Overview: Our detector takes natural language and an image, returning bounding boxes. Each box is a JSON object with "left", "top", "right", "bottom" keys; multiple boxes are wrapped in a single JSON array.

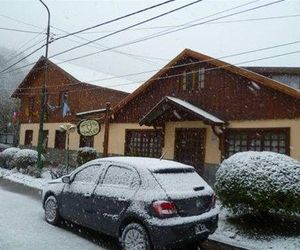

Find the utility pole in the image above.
[{"left": 37, "top": 0, "right": 50, "bottom": 170}]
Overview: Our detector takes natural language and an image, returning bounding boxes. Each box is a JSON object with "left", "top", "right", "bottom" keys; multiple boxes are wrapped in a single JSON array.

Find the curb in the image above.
[
  {"left": 0, "top": 176, "right": 42, "bottom": 200},
  {"left": 202, "top": 238, "right": 252, "bottom": 250}
]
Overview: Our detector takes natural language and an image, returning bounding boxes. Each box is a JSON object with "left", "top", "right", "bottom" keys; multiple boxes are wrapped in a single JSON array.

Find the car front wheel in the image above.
[
  {"left": 44, "top": 195, "right": 60, "bottom": 225},
  {"left": 121, "top": 223, "right": 151, "bottom": 250}
]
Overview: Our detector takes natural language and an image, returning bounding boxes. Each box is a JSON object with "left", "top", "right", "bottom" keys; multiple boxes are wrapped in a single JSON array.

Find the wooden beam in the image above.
[{"left": 103, "top": 102, "right": 111, "bottom": 157}]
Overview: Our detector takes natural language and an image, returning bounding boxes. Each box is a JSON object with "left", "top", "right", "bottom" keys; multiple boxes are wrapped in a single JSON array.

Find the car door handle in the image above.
[
  {"left": 83, "top": 193, "right": 92, "bottom": 198},
  {"left": 118, "top": 197, "right": 126, "bottom": 201}
]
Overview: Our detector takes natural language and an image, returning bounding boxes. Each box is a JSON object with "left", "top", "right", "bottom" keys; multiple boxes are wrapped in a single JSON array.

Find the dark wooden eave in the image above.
[{"left": 139, "top": 96, "right": 225, "bottom": 126}]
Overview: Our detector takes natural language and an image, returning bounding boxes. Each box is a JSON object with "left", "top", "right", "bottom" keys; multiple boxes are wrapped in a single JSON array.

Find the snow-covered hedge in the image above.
[
  {"left": 215, "top": 151, "right": 300, "bottom": 216},
  {"left": 10, "top": 149, "right": 45, "bottom": 171},
  {"left": 0, "top": 143, "right": 10, "bottom": 152},
  {"left": 77, "top": 147, "right": 97, "bottom": 166},
  {"left": 0, "top": 147, "right": 20, "bottom": 169}
]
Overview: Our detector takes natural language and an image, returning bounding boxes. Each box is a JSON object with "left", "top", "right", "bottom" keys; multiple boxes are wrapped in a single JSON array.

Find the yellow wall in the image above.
[
  {"left": 19, "top": 123, "right": 104, "bottom": 151},
  {"left": 20, "top": 118, "right": 300, "bottom": 163},
  {"left": 108, "top": 119, "right": 300, "bottom": 164},
  {"left": 108, "top": 121, "right": 220, "bottom": 164},
  {"left": 109, "top": 123, "right": 154, "bottom": 155},
  {"left": 228, "top": 119, "right": 300, "bottom": 161}
]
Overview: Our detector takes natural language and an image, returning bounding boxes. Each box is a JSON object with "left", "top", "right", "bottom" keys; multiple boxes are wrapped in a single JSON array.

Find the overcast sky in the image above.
[{"left": 0, "top": 0, "right": 299, "bottom": 92}]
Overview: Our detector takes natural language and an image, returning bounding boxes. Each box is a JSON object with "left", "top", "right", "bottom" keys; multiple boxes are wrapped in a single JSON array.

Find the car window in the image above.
[
  {"left": 102, "top": 165, "right": 139, "bottom": 188},
  {"left": 73, "top": 164, "right": 103, "bottom": 184},
  {"left": 153, "top": 169, "right": 207, "bottom": 192}
]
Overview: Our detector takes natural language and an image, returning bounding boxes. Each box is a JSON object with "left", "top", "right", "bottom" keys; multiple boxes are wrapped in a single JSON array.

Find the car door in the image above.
[
  {"left": 60, "top": 164, "right": 106, "bottom": 227},
  {"left": 91, "top": 164, "right": 140, "bottom": 235}
]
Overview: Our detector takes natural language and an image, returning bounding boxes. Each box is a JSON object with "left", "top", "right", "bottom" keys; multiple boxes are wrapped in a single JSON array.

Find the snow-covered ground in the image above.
[
  {"left": 0, "top": 168, "right": 299, "bottom": 250},
  {"left": 212, "top": 206, "right": 300, "bottom": 250},
  {"left": 0, "top": 168, "right": 50, "bottom": 190},
  {"left": 0, "top": 186, "right": 113, "bottom": 250}
]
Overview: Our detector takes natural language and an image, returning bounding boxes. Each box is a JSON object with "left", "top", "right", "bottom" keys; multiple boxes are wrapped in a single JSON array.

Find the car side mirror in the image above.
[{"left": 62, "top": 175, "right": 71, "bottom": 184}]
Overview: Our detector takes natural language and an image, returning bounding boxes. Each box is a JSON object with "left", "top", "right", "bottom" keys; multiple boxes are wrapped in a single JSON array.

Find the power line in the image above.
[
  {"left": 0, "top": 0, "right": 259, "bottom": 75},
  {"left": 3, "top": 39, "right": 300, "bottom": 91},
  {"left": 0, "top": 13, "right": 43, "bottom": 30},
  {"left": 73, "top": 14, "right": 300, "bottom": 34},
  {"left": 4, "top": 35, "right": 45, "bottom": 65},
  {"left": 50, "top": 0, "right": 203, "bottom": 58},
  {"left": 0, "top": 26, "right": 45, "bottom": 34},
  {"left": 52, "top": 0, "right": 177, "bottom": 42},
  {"left": 51, "top": 0, "right": 285, "bottom": 65},
  {"left": 51, "top": 25, "right": 168, "bottom": 64},
  {"left": 0, "top": 0, "right": 284, "bottom": 75},
  {"left": 7, "top": 48, "right": 300, "bottom": 96},
  {"left": 0, "top": 43, "right": 46, "bottom": 73}
]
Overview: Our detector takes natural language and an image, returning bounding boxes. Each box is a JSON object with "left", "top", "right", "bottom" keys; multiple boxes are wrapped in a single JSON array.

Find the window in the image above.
[
  {"left": 24, "top": 130, "right": 33, "bottom": 146},
  {"left": 80, "top": 135, "right": 94, "bottom": 148},
  {"left": 225, "top": 128, "right": 289, "bottom": 157},
  {"left": 103, "top": 165, "right": 139, "bottom": 188},
  {"left": 125, "top": 130, "right": 163, "bottom": 158},
  {"left": 54, "top": 130, "right": 66, "bottom": 149},
  {"left": 74, "top": 165, "right": 103, "bottom": 183},
  {"left": 181, "top": 68, "right": 205, "bottom": 91},
  {"left": 198, "top": 68, "right": 205, "bottom": 89}
]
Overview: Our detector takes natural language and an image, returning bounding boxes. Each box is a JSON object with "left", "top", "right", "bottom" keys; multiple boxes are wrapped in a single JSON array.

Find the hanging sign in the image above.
[{"left": 77, "top": 119, "right": 101, "bottom": 136}]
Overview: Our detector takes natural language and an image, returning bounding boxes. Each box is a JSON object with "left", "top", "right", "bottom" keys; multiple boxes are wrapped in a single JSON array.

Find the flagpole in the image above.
[{"left": 37, "top": 0, "right": 50, "bottom": 170}]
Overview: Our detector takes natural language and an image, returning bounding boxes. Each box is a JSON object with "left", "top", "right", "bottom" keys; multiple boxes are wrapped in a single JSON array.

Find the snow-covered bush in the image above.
[
  {"left": 77, "top": 147, "right": 97, "bottom": 166},
  {"left": 0, "top": 143, "right": 10, "bottom": 152},
  {"left": 215, "top": 151, "right": 300, "bottom": 216},
  {"left": 0, "top": 147, "right": 20, "bottom": 169},
  {"left": 10, "top": 149, "right": 45, "bottom": 172}
]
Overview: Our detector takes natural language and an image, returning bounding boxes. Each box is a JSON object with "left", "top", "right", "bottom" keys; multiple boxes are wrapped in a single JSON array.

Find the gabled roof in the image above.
[
  {"left": 139, "top": 96, "right": 224, "bottom": 126},
  {"left": 12, "top": 56, "right": 129, "bottom": 98},
  {"left": 113, "top": 48, "right": 300, "bottom": 114}
]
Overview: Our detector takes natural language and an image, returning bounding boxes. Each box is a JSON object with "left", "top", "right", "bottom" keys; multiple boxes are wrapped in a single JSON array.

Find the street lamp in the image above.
[
  {"left": 59, "top": 123, "right": 76, "bottom": 174},
  {"left": 37, "top": 0, "right": 51, "bottom": 170}
]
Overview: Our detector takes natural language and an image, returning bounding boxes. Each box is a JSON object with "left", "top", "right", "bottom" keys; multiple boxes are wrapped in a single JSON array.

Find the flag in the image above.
[{"left": 62, "top": 101, "right": 70, "bottom": 118}]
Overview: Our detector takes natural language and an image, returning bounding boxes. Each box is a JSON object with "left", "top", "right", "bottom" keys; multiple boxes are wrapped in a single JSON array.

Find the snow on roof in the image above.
[
  {"left": 50, "top": 59, "right": 134, "bottom": 93},
  {"left": 94, "top": 157, "right": 194, "bottom": 171},
  {"left": 76, "top": 108, "right": 106, "bottom": 117},
  {"left": 166, "top": 96, "right": 225, "bottom": 124}
]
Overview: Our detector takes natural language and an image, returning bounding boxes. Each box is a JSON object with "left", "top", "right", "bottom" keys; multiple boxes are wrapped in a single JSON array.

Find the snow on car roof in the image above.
[{"left": 95, "top": 157, "right": 194, "bottom": 171}]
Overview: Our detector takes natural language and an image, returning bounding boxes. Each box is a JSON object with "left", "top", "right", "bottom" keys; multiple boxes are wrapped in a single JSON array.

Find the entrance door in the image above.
[{"left": 174, "top": 128, "right": 206, "bottom": 173}]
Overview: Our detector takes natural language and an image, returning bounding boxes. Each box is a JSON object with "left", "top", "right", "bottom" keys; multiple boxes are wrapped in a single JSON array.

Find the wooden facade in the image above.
[
  {"left": 13, "top": 57, "right": 128, "bottom": 124},
  {"left": 109, "top": 49, "right": 300, "bottom": 175},
  {"left": 113, "top": 56, "right": 300, "bottom": 124},
  {"left": 13, "top": 57, "right": 128, "bottom": 152}
]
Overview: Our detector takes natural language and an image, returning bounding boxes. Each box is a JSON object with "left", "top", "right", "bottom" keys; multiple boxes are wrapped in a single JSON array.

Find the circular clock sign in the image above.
[{"left": 77, "top": 119, "right": 101, "bottom": 136}]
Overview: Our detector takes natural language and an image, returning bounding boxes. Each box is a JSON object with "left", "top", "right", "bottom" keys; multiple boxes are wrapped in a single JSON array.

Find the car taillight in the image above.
[
  {"left": 152, "top": 200, "right": 177, "bottom": 217},
  {"left": 210, "top": 193, "right": 216, "bottom": 209}
]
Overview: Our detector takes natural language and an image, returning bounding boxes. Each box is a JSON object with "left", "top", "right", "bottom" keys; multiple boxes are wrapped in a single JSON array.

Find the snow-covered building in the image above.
[
  {"left": 101, "top": 49, "right": 300, "bottom": 183},
  {"left": 12, "top": 56, "right": 128, "bottom": 155}
]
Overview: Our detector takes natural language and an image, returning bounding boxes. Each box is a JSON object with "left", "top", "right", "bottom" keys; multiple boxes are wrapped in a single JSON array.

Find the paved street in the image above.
[
  {"left": 0, "top": 184, "right": 118, "bottom": 250},
  {"left": 0, "top": 179, "right": 244, "bottom": 250}
]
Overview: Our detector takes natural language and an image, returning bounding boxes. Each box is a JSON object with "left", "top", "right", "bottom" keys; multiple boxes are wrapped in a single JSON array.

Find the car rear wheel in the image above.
[
  {"left": 121, "top": 223, "right": 151, "bottom": 250},
  {"left": 44, "top": 195, "right": 60, "bottom": 225}
]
